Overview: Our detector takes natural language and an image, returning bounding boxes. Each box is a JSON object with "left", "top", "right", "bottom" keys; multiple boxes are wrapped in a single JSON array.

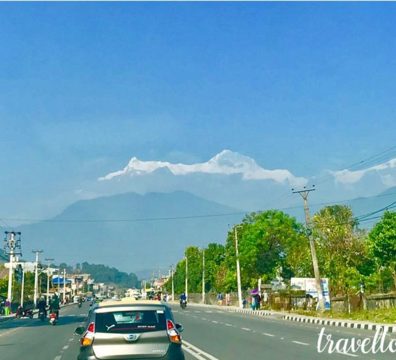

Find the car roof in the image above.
[{"left": 97, "top": 298, "right": 163, "bottom": 308}]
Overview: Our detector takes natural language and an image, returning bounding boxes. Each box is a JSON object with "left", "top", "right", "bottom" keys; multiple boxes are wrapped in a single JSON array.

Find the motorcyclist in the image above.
[
  {"left": 37, "top": 296, "right": 47, "bottom": 318},
  {"left": 49, "top": 293, "right": 60, "bottom": 319},
  {"left": 78, "top": 297, "right": 83, "bottom": 308},
  {"left": 179, "top": 292, "right": 187, "bottom": 307},
  {"left": 16, "top": 305, "right": 24, "bottom": 318}
]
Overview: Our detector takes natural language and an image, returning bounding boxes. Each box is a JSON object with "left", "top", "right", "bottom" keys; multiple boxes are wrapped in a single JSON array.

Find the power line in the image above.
[
  {"left": 313, "top": 144, "right": 396, "bottom": 187},
  {"left": 0, "top": 190, "right": 395, "bottom": 224}
]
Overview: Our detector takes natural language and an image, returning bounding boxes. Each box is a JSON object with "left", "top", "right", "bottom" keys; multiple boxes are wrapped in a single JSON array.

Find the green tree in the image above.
[
  {"left": 312, "top": 205, "right": 369, "bottom": 296},
  {"left": 368, "top": 211, "right": 396, "bottom": 290},
  {"left": 204, "top": 243, "right": 225, "bottom": 292},
  {"left": 224, "top": 210, "right": 310, "bottom": 290}
]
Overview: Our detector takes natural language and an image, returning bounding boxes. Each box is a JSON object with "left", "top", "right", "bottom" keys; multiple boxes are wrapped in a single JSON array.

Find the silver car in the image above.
[{"left": 75, "top": 299, "right": 185, "bottom": 360}]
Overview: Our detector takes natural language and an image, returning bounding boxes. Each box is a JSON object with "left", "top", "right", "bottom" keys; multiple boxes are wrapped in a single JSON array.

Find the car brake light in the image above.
[
  {"left": 166, "top": 320, "right": 182, "bottom": 344},
  {"left": 81, "top": 322, "right": 95, "bottom": 347},
  {"left": 87, "top": 322, "right": 95, "bottom": 332}
]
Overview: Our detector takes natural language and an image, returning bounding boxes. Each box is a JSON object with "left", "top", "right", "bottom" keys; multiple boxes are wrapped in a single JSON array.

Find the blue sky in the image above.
[{"left": 1, "top": 2, "right": 396, "bottom": 221}]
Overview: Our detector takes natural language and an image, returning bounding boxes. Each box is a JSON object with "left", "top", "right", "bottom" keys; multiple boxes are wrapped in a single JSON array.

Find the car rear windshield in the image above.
[{"left": 95, "top": 310, "right": 167, "bottom": 334}]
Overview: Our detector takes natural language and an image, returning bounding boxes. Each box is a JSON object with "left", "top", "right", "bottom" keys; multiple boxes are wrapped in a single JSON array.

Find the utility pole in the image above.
[
  {"left": 57, "top": 269, "right": 60, "bottom": 294},
  {"left": 234, "top": 226, "right": 243, "bottom": 309},
  {"left": 32, "top": 250, "right": 43, "bottom": 308},
  {"left": 185, "top": 255, "right": 188, "bottom": 299},
  {"left": 292, "top": 186, "right": 325, "bottom": 311},
  {"left": 20, "top": 264, "right": 25, "bottom": 308},
  {"left": 171, "top": 266, "right": 175, "bottom": 302},
  {"left": 4, "top": 231, "right": 22, "bottom": 303},
  {"left": 202, "top": 248, "right": 205, "bottom": 304},
  {"left": 45, "top": 258, "right": 54, "bottom": 306},
  {"left": 63, "top": 268, "right": 67, "bottom": 303}
]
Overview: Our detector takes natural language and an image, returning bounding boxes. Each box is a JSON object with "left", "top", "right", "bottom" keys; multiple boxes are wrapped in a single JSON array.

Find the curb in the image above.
[
  {"left": 179, "top": 302, "right": 273, "bottom": 317},
  {"left": 0, "top": 315, "right": 15, "bottom": 323},
  {"left": 282, "top": 314, "right": 396, "bottom": 333}
]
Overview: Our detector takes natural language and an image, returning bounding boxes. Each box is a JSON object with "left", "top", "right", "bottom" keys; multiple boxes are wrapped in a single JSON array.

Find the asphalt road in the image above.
[
  {"left": 1, "top": 302, "right": 396, "bottom": 360},
  {"left": 172, "top": 303, "right": 396, "bottom": 360}
]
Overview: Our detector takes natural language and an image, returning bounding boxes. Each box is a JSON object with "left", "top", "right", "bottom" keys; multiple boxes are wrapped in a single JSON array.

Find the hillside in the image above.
[{"left": 16, "top": 191, "right": 243, "bottom": 274}]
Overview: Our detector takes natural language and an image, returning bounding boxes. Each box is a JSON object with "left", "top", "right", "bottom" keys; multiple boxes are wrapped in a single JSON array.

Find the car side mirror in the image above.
[
  {"left": 175, "top": 323, "right": 184, "bottom": 333},
  {"left": 74, "top": 326, "right": 85, "bottom": 335}
]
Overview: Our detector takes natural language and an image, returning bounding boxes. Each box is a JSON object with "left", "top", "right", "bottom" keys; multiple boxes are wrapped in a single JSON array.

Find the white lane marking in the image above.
[
  {"left": 212, "top": 320, "right": 218, "bottom": 324},
  {"left": 62, "top": 345, "right": 69, "bottom": 350},
  {"left": 68, "top": 338, "right": 74, "bottom": 342},
  {"left": 263, "top": 333, "right": 275, "bottom": 337},
  {"left": 225, "top": 323, "right": 233, "bottom": 327},
  {"left": 241, "top": 327, "right": 251, "bottom": 331},
  {"left": 183, "top": 340, "right": 219, "bottom": 360},
  {"left": 205, "top": 310, "right": 213, "bottom": 313},
  {"left": 201, "top": 317, "right": 207, "bottom": 321},
  {"left": 183, "top": 347, "right": 207, "bottom": 360},
  {"left": 292, "top": 341, "right": 309, "bottom": 346},
  {"left": 54, "top": 356, "right": 62, "bottom": 360}
]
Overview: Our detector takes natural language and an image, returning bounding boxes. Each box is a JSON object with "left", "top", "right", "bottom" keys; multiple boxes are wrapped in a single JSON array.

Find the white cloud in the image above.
[
  {"left": 98, "top": 149, "right": 307, "bottom": 187},
  {"left": 331, "top": 158, "right": 396, "bottom": 184}
]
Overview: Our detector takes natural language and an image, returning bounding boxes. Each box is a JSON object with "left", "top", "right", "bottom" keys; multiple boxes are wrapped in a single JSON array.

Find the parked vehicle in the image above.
[
  {"left": 74, "top": 299, "right": 185, "bottom": 360},
  {"left": 16, "top": 306, "right": 34, "bottom": 319}
]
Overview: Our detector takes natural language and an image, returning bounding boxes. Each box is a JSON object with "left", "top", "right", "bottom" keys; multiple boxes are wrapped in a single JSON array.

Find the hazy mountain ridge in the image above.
[{"left": 16, "top": 191, "right": 243, "bottom": 274}]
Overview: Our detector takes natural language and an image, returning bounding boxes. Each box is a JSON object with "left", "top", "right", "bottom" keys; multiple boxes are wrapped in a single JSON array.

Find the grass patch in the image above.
[{"left": 288, "top": 308, "right": 396, "bottom": 324}]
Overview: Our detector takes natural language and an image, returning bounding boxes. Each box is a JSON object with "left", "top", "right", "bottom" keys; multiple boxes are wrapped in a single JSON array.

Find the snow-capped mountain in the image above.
[
  {"left": 93, "top": 150, "right": 396, "bottom": 213},
  {"left": 99, "top": 149, "right": 307, "bottom": 187},
  {"left": 331, "top": 158, "right": 396, "bottom": 186}
]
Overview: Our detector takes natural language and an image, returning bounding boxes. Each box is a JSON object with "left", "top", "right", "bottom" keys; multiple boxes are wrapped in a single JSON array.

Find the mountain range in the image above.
[
  {"left": 92, "top": 150, "right": 396, "bottom": 215},
  {"left": 15, "top": 191, "right": 242, "bottom": 277}
]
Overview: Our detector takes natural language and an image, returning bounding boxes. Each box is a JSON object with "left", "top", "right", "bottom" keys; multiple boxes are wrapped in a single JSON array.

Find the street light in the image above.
[
  {"left": 202, "top": 248, "right": 205, "bottom": 304},
  {"left": 234, "top": 225, "right": 243, "bottom": 309},
  {"left": 170, "top": 265, "right": 175, "bottom": 302},
  {"left": 32, "top": 249, "right": 43, "bottom": 307},
  {"left": 185, "top": 255, "right": 188, "bottom": 299},
  {"left": 45, "top": 258, "right": 54, "bottom": 306}
]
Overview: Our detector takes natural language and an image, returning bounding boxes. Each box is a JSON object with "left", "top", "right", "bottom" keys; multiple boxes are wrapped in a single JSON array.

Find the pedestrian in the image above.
[
  {"left": 225, "top": 293, "right": 230, "bottom": 306},
  {"left": 217, "top": 293, "right": 223, "bottom": 306},
  {"left": 4, "top": 299, "right": 11, "bottom": 316},
  {"left": 242, "top": 298, "right": 247, "bottom": 309},
  {"left": 255, "top": 293, "right": 261, "bottom": 310}
]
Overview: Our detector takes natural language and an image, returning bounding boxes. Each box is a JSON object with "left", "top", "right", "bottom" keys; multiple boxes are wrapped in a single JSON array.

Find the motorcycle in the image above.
[
  {"left": 180, "top": 299, "right": 187, "bottom": 309},
  {"left": 16, "top": 306, "right": 34, "bottom": 319},
  {"left": 49, "top": 312, "right": 57, "bottom": 325}
]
